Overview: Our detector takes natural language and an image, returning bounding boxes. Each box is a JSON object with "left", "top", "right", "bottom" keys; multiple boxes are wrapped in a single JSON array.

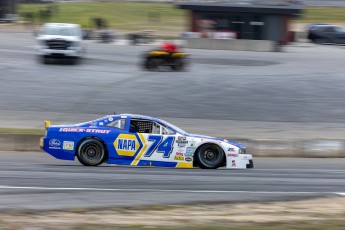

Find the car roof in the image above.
[{"left": 116, "top": 114, "right": 160, "bottom": 121}]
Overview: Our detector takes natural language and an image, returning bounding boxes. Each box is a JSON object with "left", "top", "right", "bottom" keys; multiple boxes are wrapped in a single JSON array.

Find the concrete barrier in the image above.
[
  {"left": 0, "top": 134, "right": 41, "bottom": 152},
  {"left": 1, "top": 134, "right": 344, "bottom": 157},
  {"left": 185, "top": 38, "right": 277, "bottom": 52}
]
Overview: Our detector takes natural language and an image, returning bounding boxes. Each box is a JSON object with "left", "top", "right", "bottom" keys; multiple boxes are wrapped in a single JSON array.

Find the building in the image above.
[
  {"left": 176, "top": 0, "right": 303, "bottom": 44},
  {"left": 0, "top": 0, "right": 17, "bottom": 18}
]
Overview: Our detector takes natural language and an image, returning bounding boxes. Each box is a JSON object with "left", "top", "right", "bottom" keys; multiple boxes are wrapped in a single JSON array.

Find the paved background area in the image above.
[
  {"left": 0, "top": 31, "right": 345, "bottom": 141},
  {"left": 0, "top": 151, "right": 344, "bottom": 210}
]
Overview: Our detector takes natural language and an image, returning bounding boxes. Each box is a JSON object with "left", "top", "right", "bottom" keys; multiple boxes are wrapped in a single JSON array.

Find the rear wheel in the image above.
[
  {"left": 144, "top": 57, "right": 161, "bottom": 70},
  {"left": 195, "top": 144, "right": 224, "bottom": 169},
  {"left": 77, "top": 138, "right": 106, "bottom": 166}
]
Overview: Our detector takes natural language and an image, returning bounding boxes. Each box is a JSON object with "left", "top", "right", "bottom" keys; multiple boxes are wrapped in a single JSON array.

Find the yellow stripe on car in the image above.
[
  {"left": 176, "top": 162, "right": 193, "bottom": 168},
  {"left": 131, "top": 133, "right": 147, "bottom": 166}
]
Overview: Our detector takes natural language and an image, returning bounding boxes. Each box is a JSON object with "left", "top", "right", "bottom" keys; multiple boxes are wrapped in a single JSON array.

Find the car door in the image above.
[{"left": 139, "top": 121, "right": 177, "bottom": 164}]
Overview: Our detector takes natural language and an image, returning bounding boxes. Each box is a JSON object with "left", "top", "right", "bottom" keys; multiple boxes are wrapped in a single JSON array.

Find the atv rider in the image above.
[
  {"left": 159, "top": 42, "right": 180, "bottom": 64},
  {"left": 160, "top": 42, "right": 179, "bottom": 53}
]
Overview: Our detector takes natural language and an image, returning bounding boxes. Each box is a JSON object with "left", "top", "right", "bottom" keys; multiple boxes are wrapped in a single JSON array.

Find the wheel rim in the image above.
[
  {"left": 80, "top": 143, "right": 103, "bottom": 165},
  {"left": 199, "top": 145, "right": 222, "bottom": 167}
]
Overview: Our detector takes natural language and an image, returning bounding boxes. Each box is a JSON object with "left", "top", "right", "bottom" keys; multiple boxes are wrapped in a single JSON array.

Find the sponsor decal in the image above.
[
  {"left": 63, "top": 141, "right": 74, "bottom": 151},
  {"left": 174, "top": 156, "right": 184, "bottom": 161},
  {"left": 228, "top": 148, "right": 235, "bottom": 152},
  {"left": 186, "top": 147, "right": 195, "bottom": 154},
  {"left": 86, "top": 129, "right": 110, "bottom": 134},
  {"left": 231, "top": 160, "right": 236, "bottom": 167},
  {"left": 227, "top": 153, "right": 238, "bottom": 157},
  {"left": 59, "top": 128, "right": 110, "bottom": 134},
  {"left": 185, "top": 156, "right": 193, "bottom": 162},
  {"left": 175, "top": 152, "right": 184, "bottom": 156},
  {"left": 113, "top": 134, "right": 140, "bottom": 157},
  {"left": 108, "top": 117, "right": 114, "bottom": 121},
  {"left": 190, "top": 141, "right": 196, "bottom": 147},
  {"left": 118, "top": 139, "right": 136, "bottom": 151},
  {"left": 176, "top": 136, "right": 188, "bottom": 147},
  {"left": 49, "top": 139, "right": 61, "bottom": 149},
  {"left": 99, "top": 122, "right": 104, "bottom": 126}
]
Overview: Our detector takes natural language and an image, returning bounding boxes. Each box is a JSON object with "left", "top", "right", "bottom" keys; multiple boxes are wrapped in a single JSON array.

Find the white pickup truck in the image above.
[{"left": 36, "top": 23, "right": 85, "bottom": 64}]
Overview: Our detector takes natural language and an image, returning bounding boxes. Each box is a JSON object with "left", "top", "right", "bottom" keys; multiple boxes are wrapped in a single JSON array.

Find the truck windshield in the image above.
[{"left": 42, "top": 26, "right": 78, "bottom": 36}]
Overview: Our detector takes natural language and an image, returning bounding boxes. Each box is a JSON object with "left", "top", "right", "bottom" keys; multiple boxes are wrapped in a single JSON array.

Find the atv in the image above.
[{"left": 143, "top": 50, "right": 189, "bottom": 71}]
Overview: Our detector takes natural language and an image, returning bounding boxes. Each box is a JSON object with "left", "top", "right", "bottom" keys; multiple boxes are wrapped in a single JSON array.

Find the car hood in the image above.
[{"left": 186, "top": 133, "right": 246, "bottom": 149}]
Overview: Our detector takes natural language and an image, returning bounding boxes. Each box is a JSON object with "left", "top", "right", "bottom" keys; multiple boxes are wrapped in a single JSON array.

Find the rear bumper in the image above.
[{"left": 39, "top": 137, "right": 44, "bottom": 150}]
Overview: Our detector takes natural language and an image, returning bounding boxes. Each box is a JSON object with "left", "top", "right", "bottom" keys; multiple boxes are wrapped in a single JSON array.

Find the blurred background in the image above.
[{"left": 0, "top": 0, "right": 344, "bottom": 229}]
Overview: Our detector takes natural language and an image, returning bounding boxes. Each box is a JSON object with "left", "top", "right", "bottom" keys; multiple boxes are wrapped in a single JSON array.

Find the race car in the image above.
[
  {"left": 143, "top": 50, "right": 188, "bottom": 71},
  {"left": 40, "top": 114, "right": 253, "bottom": 169}
]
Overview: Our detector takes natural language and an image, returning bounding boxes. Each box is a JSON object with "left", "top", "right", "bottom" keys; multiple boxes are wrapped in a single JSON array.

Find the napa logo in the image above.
[{"left": 114, "top": 134, "right": 140, "bottom": 156}]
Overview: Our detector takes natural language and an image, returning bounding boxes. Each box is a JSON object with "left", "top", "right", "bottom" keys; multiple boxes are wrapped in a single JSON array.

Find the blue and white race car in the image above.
[{"left": 40, "top": 114, "right": 253, "bottom": 169}]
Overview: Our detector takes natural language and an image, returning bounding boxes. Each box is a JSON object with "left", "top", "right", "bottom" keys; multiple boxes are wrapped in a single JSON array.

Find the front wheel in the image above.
[
  {"left": 77, "top": 138, "right": 106, "bottom": 166},
  {"left": 195, "top": 144, "right": 224, "bottom": 169},
  {"left": 171, "top": 58, "right": 186, "bottom": 71}
]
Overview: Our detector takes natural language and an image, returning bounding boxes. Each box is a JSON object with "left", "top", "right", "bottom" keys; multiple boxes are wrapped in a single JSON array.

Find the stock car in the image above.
[{"left": 40, "top": 114, "right": 253, "bottom": 169}]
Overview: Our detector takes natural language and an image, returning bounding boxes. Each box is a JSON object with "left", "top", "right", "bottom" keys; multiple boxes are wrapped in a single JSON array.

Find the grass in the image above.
[
  {"left": 18, "top": 2, "right": 187, "bottom": 34},
  {"left": 300, "top": 7, "right": 345, "bottom": 23},
  {"left": 0, "top": 128, "right": 44, "bottom": 135},
  {"left": 17, "top": 2, "right": 345, "bottom": 35}
]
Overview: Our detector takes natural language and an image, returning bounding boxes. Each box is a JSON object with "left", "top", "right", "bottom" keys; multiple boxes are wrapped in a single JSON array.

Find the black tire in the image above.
[
  {"left": 171, "top": 58, "right": 185, "bottom": 71},
  {"left": 143, "top": 57, "right": 154, "bottom": 70},
  {"left": 195, "top": 144, "right": 224, "bottom": 169},
  {"left": 71, "top": 57, "right": 80, "bottom": 65},
  {"left": 77, "top": 138, "right": 106, "bottom": 166},
  {"left": 315, "top": 38, "right": 330, "bottom": 45},
  {"left": 40, "top": 55, "right": 49, "bottom": 64}
]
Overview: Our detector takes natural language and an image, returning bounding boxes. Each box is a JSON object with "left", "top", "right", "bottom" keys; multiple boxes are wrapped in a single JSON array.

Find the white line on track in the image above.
[{"left": 0, "top": 185, "right": 344, "bottom": 196}]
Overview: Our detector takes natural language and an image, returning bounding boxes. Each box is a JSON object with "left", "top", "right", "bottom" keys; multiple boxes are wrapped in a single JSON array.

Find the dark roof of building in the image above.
[{"left": 177, "top": 2, "right": 302, "bottom": 16}]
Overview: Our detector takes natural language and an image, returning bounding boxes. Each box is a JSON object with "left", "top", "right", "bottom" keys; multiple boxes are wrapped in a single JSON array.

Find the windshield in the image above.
[
  {"left": 41, "top": 26, "right": 79, "bottom": 36},
  {"left": 335, "top": 27, "right": 345, "bottom": 33},
  {"left": 159, "top": 119, "right": 188, "bottom": 135}
]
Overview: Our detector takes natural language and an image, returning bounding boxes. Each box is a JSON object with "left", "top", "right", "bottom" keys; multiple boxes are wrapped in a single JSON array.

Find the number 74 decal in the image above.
[{"left": 144, "top": 135, "right": 175, "bottom": 158}]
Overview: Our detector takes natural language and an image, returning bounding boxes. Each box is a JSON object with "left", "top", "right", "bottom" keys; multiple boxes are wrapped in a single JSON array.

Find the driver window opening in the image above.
[
  {"left": 130, "top": 120, "right": 153, "bottom": 133},
  {"left": 129, "top": 119, "right": 176, "bottom": 135}
]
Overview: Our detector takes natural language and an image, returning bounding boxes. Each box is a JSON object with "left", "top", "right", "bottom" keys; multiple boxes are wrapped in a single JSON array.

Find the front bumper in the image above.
[
  {"left": 37, "top": 47, "right": 82, "bottom": 57},
  {"left": 226, "top": 154, "right": 253, "bottom": 169}
]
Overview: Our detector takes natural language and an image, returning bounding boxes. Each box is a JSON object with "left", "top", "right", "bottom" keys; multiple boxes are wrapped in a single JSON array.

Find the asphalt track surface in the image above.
[
  {"left": 0, "top": 151, "right": 344, "bottom": 210},
  {"left": 0, "top": 32, "right": 345, "bottom": 126}
]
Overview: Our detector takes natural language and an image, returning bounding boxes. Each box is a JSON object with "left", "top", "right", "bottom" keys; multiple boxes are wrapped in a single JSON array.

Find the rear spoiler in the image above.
[{"left": 44, "top": 120, "right": 51, "bottom": 129}]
